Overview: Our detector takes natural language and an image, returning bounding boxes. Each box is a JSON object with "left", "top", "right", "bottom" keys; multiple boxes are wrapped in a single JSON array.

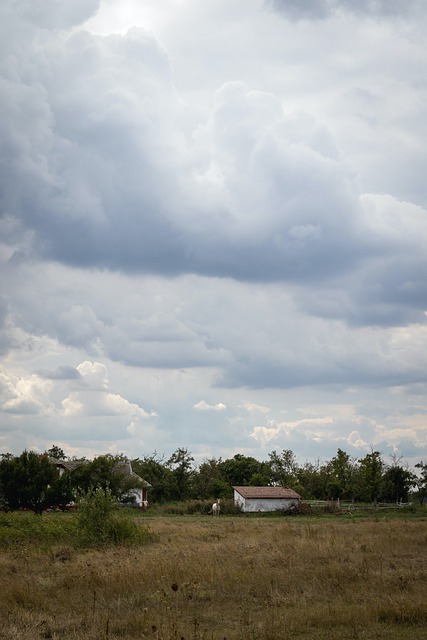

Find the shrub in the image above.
[
  {"left": 76, "top": 486, "right": 120, "bottom": 546},
  {"left": 76, "top": 486, "right": 157, "bottom": 547}
]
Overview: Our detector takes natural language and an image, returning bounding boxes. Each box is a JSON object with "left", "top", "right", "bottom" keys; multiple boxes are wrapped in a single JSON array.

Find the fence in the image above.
[{"left": 303, "top": 500, "right": 413, "bottom": 512}]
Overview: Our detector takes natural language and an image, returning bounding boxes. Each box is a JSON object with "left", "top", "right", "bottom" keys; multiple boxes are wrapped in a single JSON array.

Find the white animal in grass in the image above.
[{"left": 211, "top": 498, "right": 221, "bottom": 516}]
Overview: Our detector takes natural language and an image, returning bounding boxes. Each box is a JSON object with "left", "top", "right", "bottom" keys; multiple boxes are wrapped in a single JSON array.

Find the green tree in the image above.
[
  {"left": 46, "top": 445, "right": 66, "bottom": 460},
  {"left": 268, "top": 449, "right": 299, "bottom": 488},
  {"left": 296, "top": 459, "right": 323, "bottom": 499},
  {"left": 167, "top": 448, "right": 195, "bottom": 500},
  {"left": 132, "top": 453, "right": 174, "bottom": 503},
  {"left": 414, "top": 461, "right": 427, "bottom": 505},
  {"left": 356, "top": 450, "right": 384, "bottom": 504},
  {"left": 219, "top": 454, "right": 270, "bottom": 487},
  {"left": 46, "top": 470, "right": 74, "bottom": 510},
  {"left": 380, "top": 463, "right": 415, "bottom": 503},
  {"left": 0, "top": 451, "right": 57, "bottom": 514},
  {"left": 325, "top": 448, "right": 357, "bottom": 500},
  {"left": 192, "top": 458, "right": 230, "bottom": 499}
]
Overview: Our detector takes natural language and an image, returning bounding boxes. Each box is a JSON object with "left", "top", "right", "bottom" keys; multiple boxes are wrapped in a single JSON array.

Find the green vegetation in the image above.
[
  {"left": 0, "top": 510, "right": 77, "bottom": 549},
  {"left": 0, "top": 513, "right": 425, "bottom": 639},
  {"left": 0, "top": 446, "right": 426, "bottom": 512},
  {"left": 0, "top": 451, "right": 57, "bottom": 514},
  {"left": 76, "top": 486, "right": 155, "bottom": 547},
  {"left": 0, "top": 500, "right": 157, "bottom": 551}
]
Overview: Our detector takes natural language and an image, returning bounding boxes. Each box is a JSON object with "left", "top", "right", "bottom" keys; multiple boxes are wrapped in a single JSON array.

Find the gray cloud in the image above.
[
  {"left": 37, "top": 365, "right": 82, "bottom": 380},
  {"left": 269, "top": 0, "right": 422, "bottom": 21},
  {"left": 4, "top": 0, "right": 100, "bottom": 29},
  {"left": 1, "top": 8, "right": 425, "bottom": 330},
  {"left": 2, "top": 251, "right": 426, "bottom": 397},
  {"left": 0, "top": 0, "right": 426, "bottom": 465},
  {"left": 269, "top": 0, "right": 331, "bottom": 21}
]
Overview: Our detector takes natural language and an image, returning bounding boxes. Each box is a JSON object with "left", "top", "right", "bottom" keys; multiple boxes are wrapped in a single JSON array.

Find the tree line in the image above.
[{"left": 0, "top": 445, "right": 426, "bottom": 513}]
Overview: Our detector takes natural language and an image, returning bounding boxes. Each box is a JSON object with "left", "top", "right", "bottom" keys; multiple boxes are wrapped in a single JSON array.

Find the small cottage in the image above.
[
  {"left": 233, "top": 486, "right": 301, "bottom": 513},
  {"left": 115, "top": 460, "right": 151, "bottom": 509},
  {"left": 50, "top": 458, "right": 151, "bottom": 509}
]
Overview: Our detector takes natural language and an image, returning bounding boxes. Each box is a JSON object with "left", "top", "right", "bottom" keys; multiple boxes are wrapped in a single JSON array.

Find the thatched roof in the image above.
[
  {"left": 50, "top": 458, "right": 151, "bottom": 487},
  {"left": 114, "top": 460, "right": 151, "bottom": 487},
  {"left": 49, "top": 458, "right": 85, "bottom": 472}
]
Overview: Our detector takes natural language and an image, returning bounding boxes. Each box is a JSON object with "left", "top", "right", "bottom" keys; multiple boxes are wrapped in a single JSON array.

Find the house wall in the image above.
[
  {"left": 125, "top": 487, "right": 149, "bottom": 508},
  {"left": 234, "top": 490, "right": 299, "bottom": 512}
]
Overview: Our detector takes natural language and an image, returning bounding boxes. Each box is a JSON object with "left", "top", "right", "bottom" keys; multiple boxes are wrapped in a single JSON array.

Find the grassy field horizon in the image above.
[{"left": 0, "top": 510, "right": 426, "bottom": 639}]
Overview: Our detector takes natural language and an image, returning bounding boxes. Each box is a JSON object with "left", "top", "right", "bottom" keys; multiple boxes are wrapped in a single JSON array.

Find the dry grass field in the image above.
[{"left": 0, "top": 514, "right": 426, "bottom": 639}]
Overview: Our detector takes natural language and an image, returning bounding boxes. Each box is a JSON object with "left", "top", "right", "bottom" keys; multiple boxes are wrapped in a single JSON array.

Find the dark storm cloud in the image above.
[
  {"left": 1, "top": 2, "right": 426, "bottom": 336},
  {"left": 0, "top": 41, "right": 390, "bottom": 288},
  {"left": 0, "top": 1, "right": 426, "bottom": 339},
  {"left": 0, "top": 0, "right": 426, "bottom": 465}
]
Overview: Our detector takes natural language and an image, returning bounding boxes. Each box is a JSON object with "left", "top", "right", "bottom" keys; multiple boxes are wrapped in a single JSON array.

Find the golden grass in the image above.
[{"left": 1, "top": 515, "right": 426, "bottom": 639}]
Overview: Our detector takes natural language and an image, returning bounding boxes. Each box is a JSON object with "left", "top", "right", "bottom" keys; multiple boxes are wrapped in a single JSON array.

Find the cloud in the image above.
[
  {"left": 239, "top": 401, "right": 271, "bottom": 415},
  {"left": 0, "top": 369, "right": 54, "bottom": 415},
  {"left": 269, "top": 0, "right": 422, "bottom": 21},
  {"left": 249, "top": 411, "right": 404, "bottom": 459},
  {"left": 0, "top": 360, "right": 156, "bottom": 424},
  {"left": 268, "top": 0, "right": 331, "bottom": 21},
  {"left": 2, "top": 258, "right": 426, "bottom": 397},
  {"left": 61, "top": 361, "right": 157, "bottom": 419},
  {"left": 1, "top": 7, "right": 426, "bottom": 316},
  {"left": 4, "top": 0, "right": 101, "bottom": 30},
  {"left": 193, "top": 400, "right": 227, "bottom": 411},
  {"left": 76, "top": 361, "right": 108, "bottom": 390},
  {"left": 0, "top": 0, "right": 426, "bottom": 466},
  {"left": 346, "top": 430, "right": 368, "bottom": 449},
  {"left": 251, "top": 416, "right": 335, "bottom": 446},
  {"left": 61, "top": 391, "right": 154, "bottom": 418},
  {"left": 38, "top": 365, "right": 82, "bottom": 380}
]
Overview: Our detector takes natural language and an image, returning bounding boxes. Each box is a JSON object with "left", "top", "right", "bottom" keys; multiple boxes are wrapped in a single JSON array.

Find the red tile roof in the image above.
[{"left": 233, "top": 486, "right": 301, "bottom": 499}]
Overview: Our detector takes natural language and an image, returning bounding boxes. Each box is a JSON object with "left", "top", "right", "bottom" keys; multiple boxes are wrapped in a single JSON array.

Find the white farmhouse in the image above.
[
  {"left": 50, "top": 458, "right": 151, "bottom": 509},
  {"left": 233, "top": 486, "right": 301, "bottom": 513}
]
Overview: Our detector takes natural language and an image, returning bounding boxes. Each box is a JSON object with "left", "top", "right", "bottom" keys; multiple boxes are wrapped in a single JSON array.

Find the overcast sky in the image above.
[{"left": 1, "top": 0, "right": 426, "bottom": 468}]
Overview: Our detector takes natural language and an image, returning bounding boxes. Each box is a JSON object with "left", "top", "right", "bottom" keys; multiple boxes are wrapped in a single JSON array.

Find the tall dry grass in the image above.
[{"left": 0, "top": 514, "right": 426, "bottom": 639}]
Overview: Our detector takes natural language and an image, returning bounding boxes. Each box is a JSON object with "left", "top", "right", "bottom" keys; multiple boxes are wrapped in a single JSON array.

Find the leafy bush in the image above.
[
  {"left": 76, "top": 486, "right": 157, "bottom": 546},
  {"left": 76, "top": 486, "right": 119, "bottom": 546}
]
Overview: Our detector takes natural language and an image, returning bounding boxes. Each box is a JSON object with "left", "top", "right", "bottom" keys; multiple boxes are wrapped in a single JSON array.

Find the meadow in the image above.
[{"left": 0, "top": 510, "right": 426, "bottom": 639}]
